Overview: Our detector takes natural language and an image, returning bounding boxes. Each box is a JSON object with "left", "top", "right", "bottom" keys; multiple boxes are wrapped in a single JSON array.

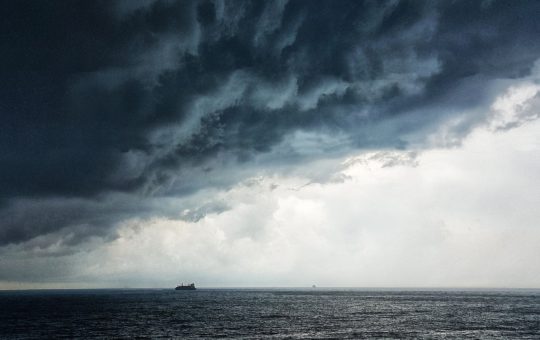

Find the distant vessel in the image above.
[{"left": 175, "top": 283, "right": 196, "bottom": 290}]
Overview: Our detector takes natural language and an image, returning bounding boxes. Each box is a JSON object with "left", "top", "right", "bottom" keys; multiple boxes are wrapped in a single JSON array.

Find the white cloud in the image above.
[
  {"left": 490, "top": 82, "right": 540, "bottom": 131},
  {"left": 61, "top": 108, "right": 540, "bottom": 288}
]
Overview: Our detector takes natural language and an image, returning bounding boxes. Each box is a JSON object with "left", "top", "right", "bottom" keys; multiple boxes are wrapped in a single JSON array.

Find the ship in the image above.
[{"left": 175, "top": 283, "right": 196, "bottom": 290}]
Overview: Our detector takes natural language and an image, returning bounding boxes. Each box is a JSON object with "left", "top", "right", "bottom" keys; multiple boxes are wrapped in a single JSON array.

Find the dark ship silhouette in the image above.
[{"left": 175, "top": 283, "right": 196, "bottom": 290}]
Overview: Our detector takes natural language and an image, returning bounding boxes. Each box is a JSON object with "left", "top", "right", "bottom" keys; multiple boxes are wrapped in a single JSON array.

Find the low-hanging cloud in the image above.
[{"left": 1, "top": 0, "right": 540, "bottom": 248}]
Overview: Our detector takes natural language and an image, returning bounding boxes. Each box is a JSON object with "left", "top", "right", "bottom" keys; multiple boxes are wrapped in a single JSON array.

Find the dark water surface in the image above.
[{"left": 1, "top": 288, "right": 539, "bottom": 339}]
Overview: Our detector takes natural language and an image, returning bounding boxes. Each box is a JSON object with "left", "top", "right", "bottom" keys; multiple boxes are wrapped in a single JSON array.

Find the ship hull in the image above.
[{"left": 175, "top": 283, "right": 196, "bottom": 290}]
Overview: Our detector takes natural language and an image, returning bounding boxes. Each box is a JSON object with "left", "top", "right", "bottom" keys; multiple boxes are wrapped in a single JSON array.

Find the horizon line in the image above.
[{"left": 2, "top": 286, "right": 540, "bottom": 292}]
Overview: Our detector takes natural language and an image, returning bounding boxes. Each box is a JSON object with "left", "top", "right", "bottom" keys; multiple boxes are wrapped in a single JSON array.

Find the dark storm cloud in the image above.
[{"left": 1, "top": 0, "right": 540, "bottom": 246}]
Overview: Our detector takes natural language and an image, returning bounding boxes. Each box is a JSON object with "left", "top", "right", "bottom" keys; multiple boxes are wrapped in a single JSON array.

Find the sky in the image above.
[{"left": 1, "top": 0, "right": 539, "bottom": 289}]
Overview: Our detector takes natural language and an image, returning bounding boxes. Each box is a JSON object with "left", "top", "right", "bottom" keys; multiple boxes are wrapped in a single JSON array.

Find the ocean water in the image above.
[{"left": 1, "top": 288, "right": 539, "bottom": 339}]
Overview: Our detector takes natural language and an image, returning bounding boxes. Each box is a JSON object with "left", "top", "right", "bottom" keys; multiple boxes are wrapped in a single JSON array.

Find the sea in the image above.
[{"left": 1, "top": 288, "right": 539, "bottom": 339}]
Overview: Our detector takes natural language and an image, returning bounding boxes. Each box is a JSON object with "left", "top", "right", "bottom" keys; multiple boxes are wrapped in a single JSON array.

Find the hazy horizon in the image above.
[{"left": 3, "top": 285, "right": 540, "bottom": 291}]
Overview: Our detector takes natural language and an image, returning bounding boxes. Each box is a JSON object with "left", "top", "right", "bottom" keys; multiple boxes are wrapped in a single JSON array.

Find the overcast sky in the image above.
[{"left": 1, "top": 0, "right": 539, "bottom": 289}]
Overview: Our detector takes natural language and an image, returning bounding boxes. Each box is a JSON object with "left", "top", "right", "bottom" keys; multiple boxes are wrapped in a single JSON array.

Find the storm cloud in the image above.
[{"left": 1, "top": 0, "right": 540, "bottom": 248}]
